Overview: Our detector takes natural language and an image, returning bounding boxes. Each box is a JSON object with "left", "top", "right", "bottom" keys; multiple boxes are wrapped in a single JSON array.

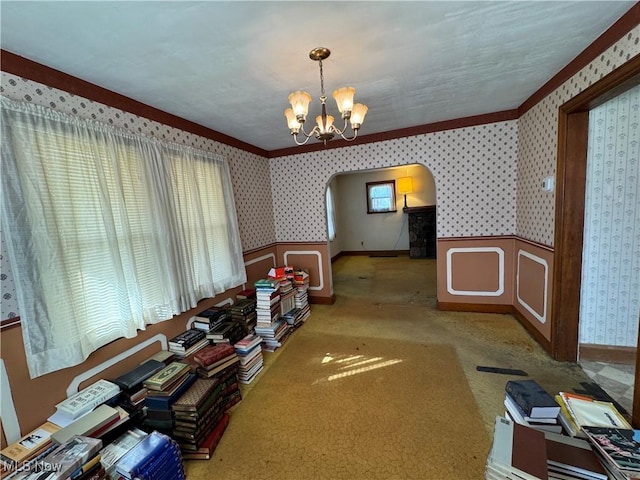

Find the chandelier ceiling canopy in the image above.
[{"left": 284, "top": 47, "right": 368, "bottom": 146}]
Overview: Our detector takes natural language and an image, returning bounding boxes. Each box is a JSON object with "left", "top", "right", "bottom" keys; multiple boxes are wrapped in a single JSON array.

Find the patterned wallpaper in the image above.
[
  {"left": 271, "top": 123, "right": 519, "bottom": 242},
  {"left": 516, "top": 26, "right": 640, "bottom": 246},
  {"left": 0, "top": 72, "right": 276, "bottom": 320},
  {"left": 580, "top": 86, "right": 640, "bottom": 346}
]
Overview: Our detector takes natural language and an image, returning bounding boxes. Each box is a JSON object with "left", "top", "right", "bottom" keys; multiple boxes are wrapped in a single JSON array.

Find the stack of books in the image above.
[
  {"left": 486, "top": 416, "right": 611, "bottom": 480},
  {"left": 193, "top": 343, "right": 240, "bottom": 379},
  {"left": 293, "top": 268, "right": 311, "bottom": 322},
  {"left": 192, "top": 307, "right": 232, "bottom": 332},
  {"left": 581, "top": 427, "right": 640, "bottom": 479},
  {"left": 180, "top": 413, "right": 230, "bottom": 461},
  {"left": 98, "top": 428, "right": 147, "bottom": 480},
  {"left": 49, "top": 379, "right": 121, "bottom": 427},
  {"left": 206, "top": 319, "right": 245, "bottom": 345},
  {"left": 269, "top": 266, "right": 296, "bottom": 314},
  {"left": 281, "top": 307, "right": 306, "bottom": 330},
  {"left": 46, "top": 378, "right": 132, "bottom": 446},
  {"left": 234, "top": 334, "right": 264, "bottom": 384},
  {"left": 254, "top": 278, "right": 290, "bottom": 351},
  {"left": 255, "top": 318, "right": 290, "bottom": 352},
  {"left": 504, "top": 379, "right": 563, "bottom": 433},
  {"left": 0, "top": 421, "right": 60, "bottom": 474},
  {"left": 255, "top": 279, "right": 281, "bottom": 323},
  {"left": 171, "top": 374, "right": 239, "bottom": 456},
  {"left": 38, "top": 435, "right": 103, "bottom": 480},
  {"left": 168, "top": 329, "right": 209, "bottom": 358},
  {"left": 51, "top": 404, "right": 126, "bottom": 446},
  {"left": 115, "top": 431, "right": 185, "bottom": 480},
  {"left": 277, "top": 280, "right": 296, "bottom": 315},
  {"left": 486, "top": 416, "right": 548, "bottom": 480},
  {"left": 545, "top": 429, "right": 609, "bottom": 480},
  {"left": 230, "top": 298, "right": 257, "bottom": 335},
  {"left": 142, "top": 362, "right": 197, "bottom": 433},
  {"left": 236, "top": 288, "right": 256, "bottom": 300}
]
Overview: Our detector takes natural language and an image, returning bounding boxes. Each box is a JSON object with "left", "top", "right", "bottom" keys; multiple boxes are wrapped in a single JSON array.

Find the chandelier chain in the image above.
[{"left": 318, "top": 60, "right": 325, "bottom": 98}]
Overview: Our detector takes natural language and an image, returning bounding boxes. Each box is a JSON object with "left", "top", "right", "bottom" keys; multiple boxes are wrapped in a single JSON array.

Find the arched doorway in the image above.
[{"left": 325, "top": 164, "right": 437, "bottom": 299}]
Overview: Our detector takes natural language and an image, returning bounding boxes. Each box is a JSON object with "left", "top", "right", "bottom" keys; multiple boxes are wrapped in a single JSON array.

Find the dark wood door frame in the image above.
[{"left": 552, "top": 53, "right": 640, "bottom": 426}]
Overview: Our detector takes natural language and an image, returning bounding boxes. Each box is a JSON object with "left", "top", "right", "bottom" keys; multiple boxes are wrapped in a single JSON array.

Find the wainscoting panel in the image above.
[
  {"left": 513, "top": 240, "right": 553, "bottom": 341},
  {"left": 437, "top": 238, "right": 514, "bottom": 305},
  {"left": 243, "top": 246, "right": 278, "bottom": 287},
  {"left": 276, "top": 243, "right": 333, "bottom": 302},
  {"left": 516, "top": 250, "right": 548, "bottom": 324},
  {"left": 446, "top": 247, "right": 505, "bottom": 296}
]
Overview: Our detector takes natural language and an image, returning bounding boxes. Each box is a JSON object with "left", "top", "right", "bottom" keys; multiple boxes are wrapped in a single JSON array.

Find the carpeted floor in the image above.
[{"left": 185, "top": 255, "right": 596, "bottom": 480}]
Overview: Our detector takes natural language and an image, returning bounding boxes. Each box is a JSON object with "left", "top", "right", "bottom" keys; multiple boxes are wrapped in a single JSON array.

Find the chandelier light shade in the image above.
[{"left": 284, "top": 47, "right": 368, "bottom": 146}]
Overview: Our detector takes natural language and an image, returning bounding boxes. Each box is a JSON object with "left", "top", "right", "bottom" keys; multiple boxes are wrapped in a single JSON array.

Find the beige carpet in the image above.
[
  {"left": 185, "top": 255, "right": 596, "bottom": 479},
  {"left": 185, "top": 333, "right": 489, "bottom": 479}
]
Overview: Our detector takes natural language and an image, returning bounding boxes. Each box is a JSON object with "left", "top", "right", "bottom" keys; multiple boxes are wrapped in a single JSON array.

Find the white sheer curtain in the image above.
[
  {"left": 1, "top": 98, "right": 246, "bottom": 378},
  {"left": 326, "top": 185, "right": 336, "bottom": 241}
]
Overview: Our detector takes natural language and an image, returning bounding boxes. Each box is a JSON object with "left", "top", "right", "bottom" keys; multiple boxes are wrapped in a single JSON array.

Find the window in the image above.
[
  {"left": 1, "top": 98, "right": 246, "bottom": 378},
  {"left": 366, "top": 180, "right": 397, "bottom": 213}
]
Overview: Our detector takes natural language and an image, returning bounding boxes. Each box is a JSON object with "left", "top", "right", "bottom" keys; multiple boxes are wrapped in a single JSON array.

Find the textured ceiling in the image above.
[{"left": 0, "top": 1, "right": 636, "bottom": 151}]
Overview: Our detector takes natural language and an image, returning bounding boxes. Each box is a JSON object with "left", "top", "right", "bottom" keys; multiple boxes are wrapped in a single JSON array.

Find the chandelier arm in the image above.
[
  {"left": 292, "top": 133, "right": 312, "bottom": 146},
  {"left": 298, "top": 122, "right": 315, "bottom": 138},
  {"left": 338, "top": 129, "right": 359, "bottom": 142},
  {"left": 293, "top": 124, "right": 322, "bottom": 145},
  {"left": 330, "top": 117, "right": 350, "bottom": 136}
]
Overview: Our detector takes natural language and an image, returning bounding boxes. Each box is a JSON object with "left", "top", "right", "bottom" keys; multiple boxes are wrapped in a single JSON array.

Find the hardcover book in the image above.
[
  {"left": 487, "top": 416, "right": 548, "bottom": 480},
  {"left": 195, "top": 308, "right": 231, "bottom": 329},
  {"left": 143, "top": 350, "right": 175, "bottom": 365},
  {"left": 51, "top": 404, "right": 120, "bottom": 445},
  {"left": 505, "top": 379, "right": 560, "bottom": 419},
  {"left": 115, "top": 431, "right": 180, "bottom": 480},
  {"left": 236, "top": 288, "right": 256, "bottom": 300},
  {"left": 113, "top": 360, "right": 166, "bottom": 392},
  {"left": 559, "top": 391, "right": 631, "bottom": 429},
  {"left": 143, "top": 362, "right": 190, "bottom": 391},
  {"left": 145, "top": 373, "right": 198, "bottom": 410},
  {"left": 206, "top": 321, "right": 242, "bottom": 340},
  {"left": 55, "top": 379, "right": 121, "bottom": 420},
  {"left": 197, "top": 356, "right": 240, "bottom": 379},
  {"left": 168, "top": 329, "right": 206, "bottom": 349},
  {"left": 0, "top": 421, "right": 60, "bottom": 468},
  {"left": 99, "top": 428, "right": 147, "bottom": 478},
  {"left": 40, "top": 435, "right": 102, "bottom": 480},
  {"left": 234, "top": 334, "right": 262, "bottom": 352},
  {"left": 582, "top": 427, "right": 640, "bottom": 475},
  {"left": 544, "top": 430, "right": 608, "bottom": 480},
  {"left": 193, "top": 343, "right": 235, "bottom": 368},
  {"left": 171, "top": 377, "right": 218, "bottom": 413}
]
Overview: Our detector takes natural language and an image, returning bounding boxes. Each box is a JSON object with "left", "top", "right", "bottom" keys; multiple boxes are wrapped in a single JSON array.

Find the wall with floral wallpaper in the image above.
[
  {"left": 580, "top": 85, "right": 640, "bottom": 347},
  {"left": 270, "top": 123, "right": 518, "bottom": 243},
  {"left": 516, "top": 25, "right": 640, "bottom": 348},
  {"left": 517, "top": 26, "right": 640, "bottom": 246},
  {"left": 0, "top": 72, "right": 276, "bottom": 320}
]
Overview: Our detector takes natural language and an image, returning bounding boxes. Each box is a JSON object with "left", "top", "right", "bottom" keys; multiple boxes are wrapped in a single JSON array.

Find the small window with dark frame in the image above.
[{"left": 366, "top": 180, "right": 397, "bottom": 214}]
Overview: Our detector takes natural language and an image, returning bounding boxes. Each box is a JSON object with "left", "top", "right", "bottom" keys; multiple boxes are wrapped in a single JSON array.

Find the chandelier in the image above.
[{"left": 284, "top": 47, "right": 368, "bottom": 146}]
